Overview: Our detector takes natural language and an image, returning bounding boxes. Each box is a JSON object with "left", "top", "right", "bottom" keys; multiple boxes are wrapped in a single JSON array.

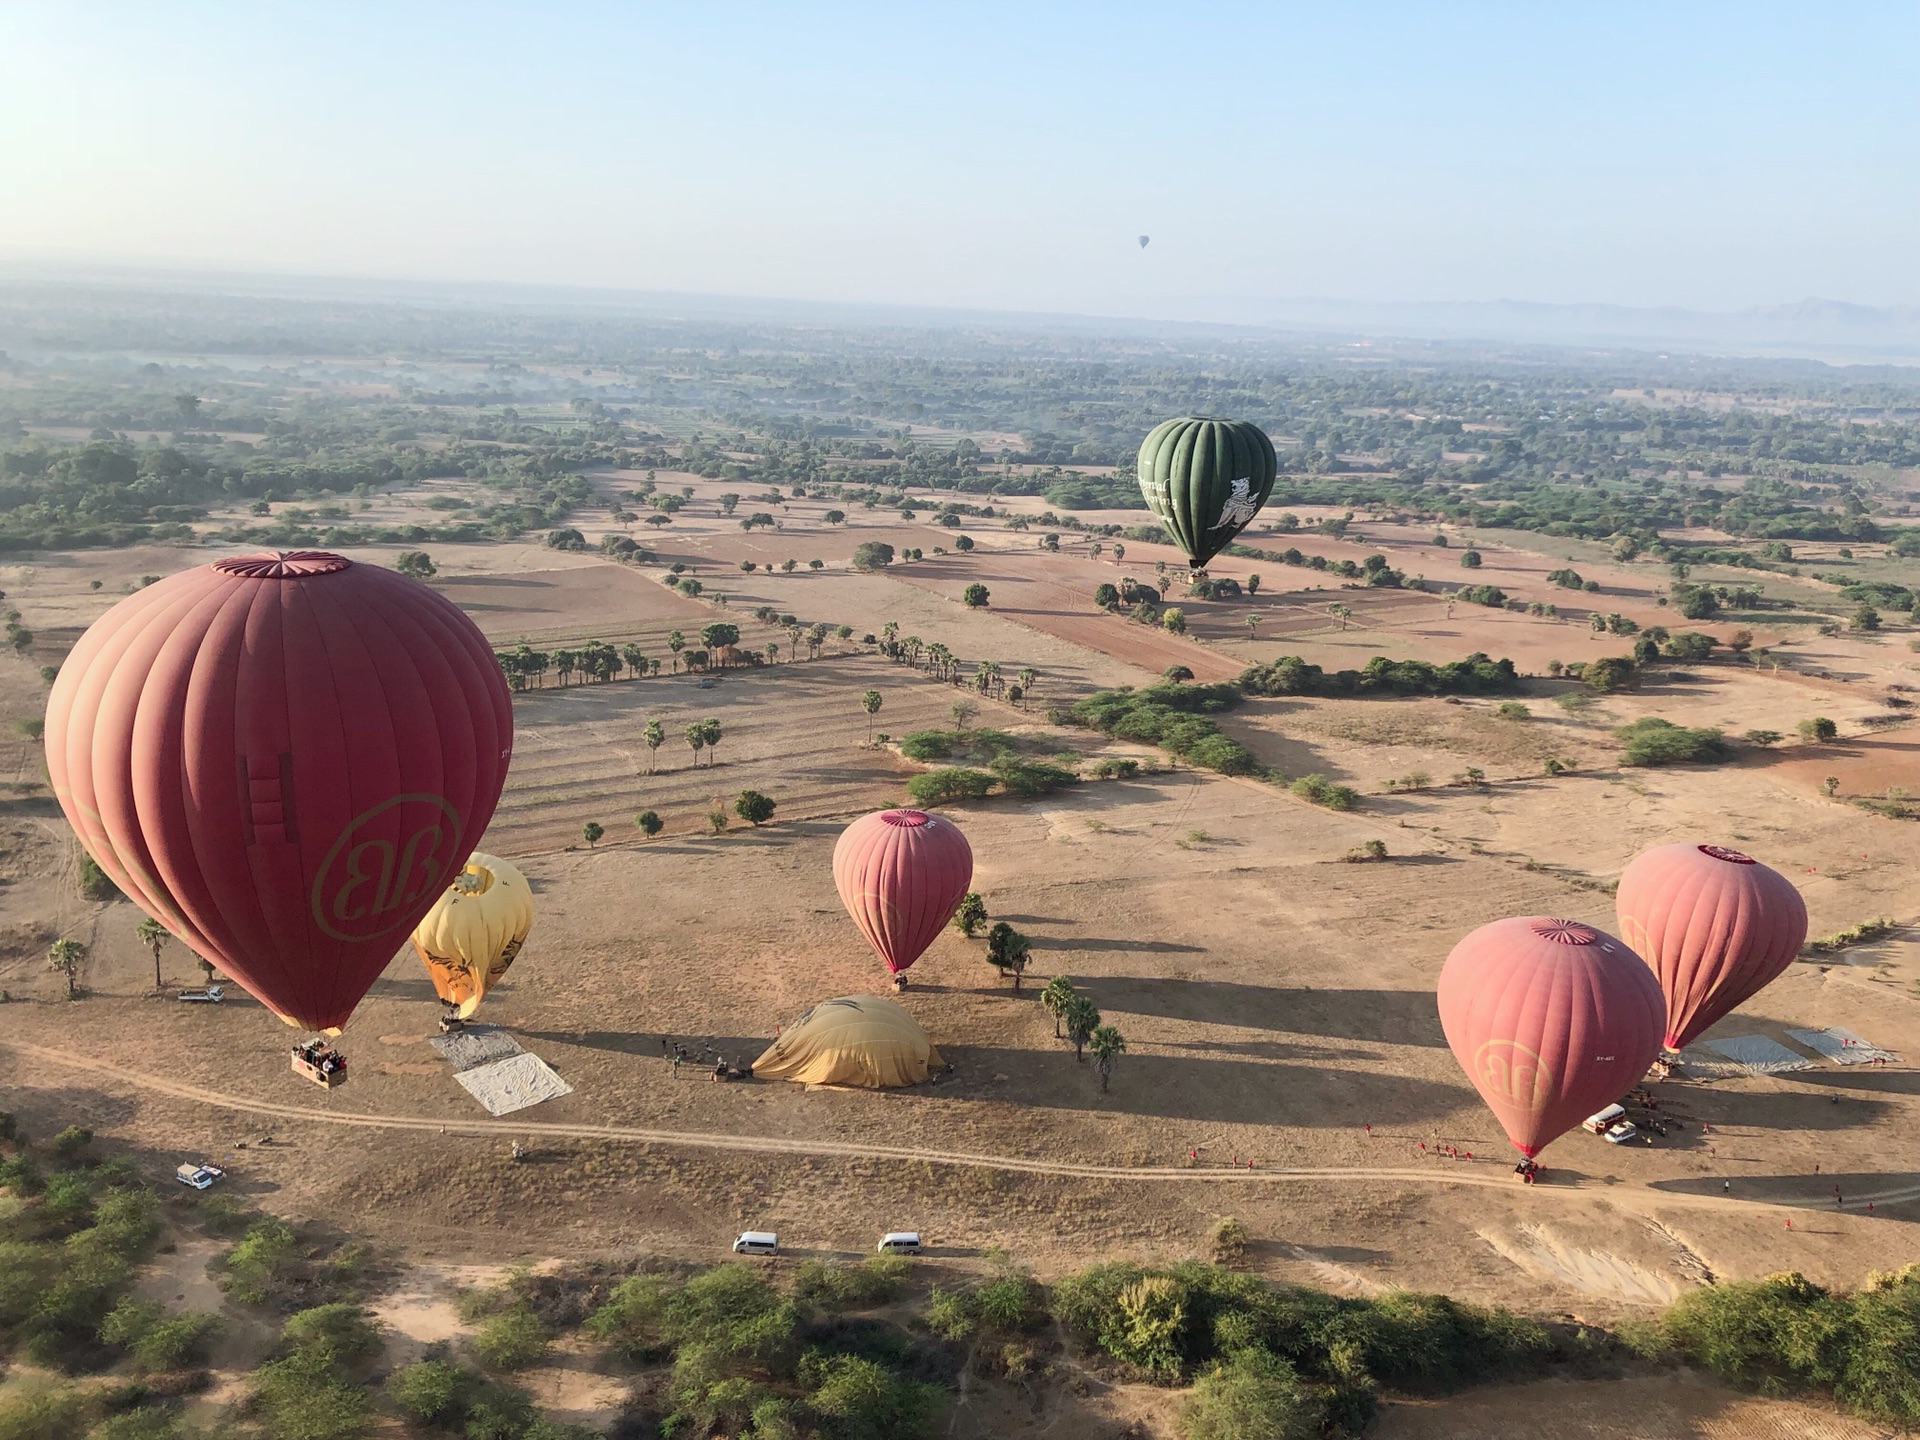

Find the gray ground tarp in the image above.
[
  {"left": 429, "top": 1027, "right": 526, "bottom": 1073},
  {"left": 454, "top": 1052, "right": 574, "bottom": 1116},
  {"left": 1705, "top": 1034, "right": 1816, "bottom": 1074},
  {"left": 1788, "top": 1027, "right": 1898, "bottom": 1066}
]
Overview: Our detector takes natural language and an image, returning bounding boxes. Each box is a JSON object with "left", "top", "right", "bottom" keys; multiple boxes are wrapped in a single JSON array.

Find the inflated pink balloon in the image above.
[
  {"left": 832, "top": 809, "right": 973, "bottom": 978},
  {"left": 1616, "top": 843, "right": 1808, "bottom": 1051},
  {"left": 1437, "top": 917, "right": 1665, "bottom": 1158}
]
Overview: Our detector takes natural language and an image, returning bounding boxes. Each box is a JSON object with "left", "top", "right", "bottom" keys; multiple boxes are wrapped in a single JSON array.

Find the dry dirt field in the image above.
[{"left": 4, "top": 478, "right": 1920, "bottom": 1436}]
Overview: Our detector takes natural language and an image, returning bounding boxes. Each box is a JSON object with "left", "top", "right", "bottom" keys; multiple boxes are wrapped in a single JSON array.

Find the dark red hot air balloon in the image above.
[
  {"left": 45, "top": 552, "right": 512, "bottom": 1034},
  {"left": 1616, "top": 843, "right": 1808, "bottom": 1051},
  {"left": 1437, "top": 917, "right": 1664, "bottom": 1158},
  {"left": 833, "top": 808, "right": 973, "bottom": 984}
]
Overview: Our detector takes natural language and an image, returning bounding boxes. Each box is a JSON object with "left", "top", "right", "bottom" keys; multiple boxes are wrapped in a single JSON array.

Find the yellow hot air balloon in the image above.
[{"left": 410, "top": 852, "right": 534, "bottom": 1024}]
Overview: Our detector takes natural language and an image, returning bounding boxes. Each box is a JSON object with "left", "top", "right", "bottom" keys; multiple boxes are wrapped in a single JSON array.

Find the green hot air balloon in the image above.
[{"left": 1135, "top": 417, "right": 1277, "bottom": 569}]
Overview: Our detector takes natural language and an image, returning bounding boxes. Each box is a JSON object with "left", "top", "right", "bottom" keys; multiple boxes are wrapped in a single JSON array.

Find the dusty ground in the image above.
[{"left": 4, "top": 476, "right": 1920, "bottom": 1434}]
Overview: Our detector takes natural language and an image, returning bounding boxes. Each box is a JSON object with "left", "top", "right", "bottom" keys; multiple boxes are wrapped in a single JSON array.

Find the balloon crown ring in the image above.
[
  {"left": 214, "top": 551, "right": 354, "bottom": 579},
  {"left": 1698, "top": 844, "right": 1756, "bottom": 864},
  {"left": 880, "top": 810, "right": 933, "bottom": 828},
  {"left": 1530, "top": 918, "right": 1600, "bottom": 945}
]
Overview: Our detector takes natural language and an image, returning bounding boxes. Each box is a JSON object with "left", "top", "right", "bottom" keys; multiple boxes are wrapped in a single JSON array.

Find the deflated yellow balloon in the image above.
[{"left": 410, "top": 853, "right": 534, "bottom": 1019}]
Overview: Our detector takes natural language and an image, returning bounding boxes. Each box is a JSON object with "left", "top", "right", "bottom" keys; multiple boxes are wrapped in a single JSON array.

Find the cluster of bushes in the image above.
[
  {"left": 1062, "top": 683, "right": 1260, "bottom": 778},
  {"left": 1614, "top": 717, "right": 1730, "bottom": 767},
  {"left": 1239, "top": 653, "right": 1519, "bottom": 699},
  {"left": 1453, "top": 584, "right": 1508, "bottom": 607},
  {"left": 900, "top": 729, "right": 1081, "bottom": 806},
  {"left": 1054, "top": 1261, "right": 1566, "bottom": 1437},
  {"left": 1221, "top": 543, "right": 1405, "bottom": 587},
  {"left": 583, "top": 1261, "right": 948, "bottom": 1439}
]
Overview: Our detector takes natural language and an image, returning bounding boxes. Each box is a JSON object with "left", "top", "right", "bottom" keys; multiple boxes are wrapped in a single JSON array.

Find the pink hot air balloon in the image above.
[
  {"left": 1616, "top": 843, "right": 1808, "bottom": 1052},
  {"left": 1437, "top": 917, "right": 1665, "bottom": 1159},
  {"left": 833, "top": 809, "right": 973, "bottom": 984}
]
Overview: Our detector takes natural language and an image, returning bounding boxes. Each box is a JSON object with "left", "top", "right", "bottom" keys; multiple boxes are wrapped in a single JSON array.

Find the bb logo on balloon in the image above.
[
  {"left": 312, "top": 792, "right": 463, "bottom": 941},
  {"left": 1474, "top": 1038, "right": 1555, "bottom": 1111}
]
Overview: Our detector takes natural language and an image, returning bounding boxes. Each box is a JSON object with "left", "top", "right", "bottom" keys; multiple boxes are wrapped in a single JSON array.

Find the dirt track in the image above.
[{"left": 17, "top": 1040, "right": 1920, "bottom": 1218}]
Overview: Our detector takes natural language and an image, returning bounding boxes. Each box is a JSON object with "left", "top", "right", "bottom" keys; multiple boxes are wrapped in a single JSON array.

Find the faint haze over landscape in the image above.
[{"left": 1, "top": 2, "right": 1915, "bottom": 348}]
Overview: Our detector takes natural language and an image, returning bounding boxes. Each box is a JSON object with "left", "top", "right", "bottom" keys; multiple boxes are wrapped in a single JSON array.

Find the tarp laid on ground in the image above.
[
  {"left": 1788, "top": 1027, "right": 1899, "bottom": 1066},
  {"left": 430, "top": 1026, "right": 526, "bottom": 1072},
  {"left": 455, "top": 1052, "right": 574, "bottom": 1115},
  {"left": 1705, "top": 1034, "right": 1816, "bottom": 1074},
  {"left": 1677, "top": 1047, "right": 1749, "bottom": 1081},
  {"left": 753, "top": 994, "right": 943, "bottom": 1088}
]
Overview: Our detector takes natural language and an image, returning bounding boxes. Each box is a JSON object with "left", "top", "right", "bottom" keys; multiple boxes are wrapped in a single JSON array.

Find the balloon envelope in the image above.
[
  {"left": 45, "top": 551, "right": 513, "bottom": 1033},
  {"left": 1138, "top": 235, "right": 1150, "bottom": 248},
  {"left": 1616, "top": 843, "right": 1807, "bottom": 1051},
  {"left": 411, "top": 851, "right": 534, "bottom": 1019},
  {"left": 1437, "top": 917, "right": 1664, "bottom": 1158},
  {"left": 832, "top": 809, "right": 973, "bottom": 976},
  {"left": 1136, "top": 417, "right": 1277, "bottom": 568}
]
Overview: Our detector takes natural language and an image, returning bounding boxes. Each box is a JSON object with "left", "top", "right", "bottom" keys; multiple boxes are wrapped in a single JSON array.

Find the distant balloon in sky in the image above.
[
  {"left": 1615, "top": 843, "right": 1807, "bottom": 1052},
  {"left": 1437, "top": 916, "right": 1665, "bottom": 1159},
  {"left": 1138, "top": 235, "right": 1150, "bottom": 249},
  {"left": 45, "top": 551, "right": 513, "bottom": 1035}
]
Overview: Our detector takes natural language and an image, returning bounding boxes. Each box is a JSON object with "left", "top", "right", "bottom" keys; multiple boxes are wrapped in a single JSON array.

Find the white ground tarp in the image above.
[
  {"left": 1787, "top": 1027, "right": 1899, "bottom": 1066},
  {"left": 454, "top": 1052, "right": 574, "bottom": 1116},
  {"left": 1704, "top": 1034, "right": 1817, "bottom": 1074},
  {"left": 1676, "top": 1048, "right": 1748, "bottom": 1081}
]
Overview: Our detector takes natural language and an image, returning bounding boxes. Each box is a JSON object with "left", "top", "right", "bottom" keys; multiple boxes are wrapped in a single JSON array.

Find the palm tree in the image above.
[
  {"left": 1245, "top": 614, "right": 1260, "bottom": 639},
  {"left": 700, "top": 718, "right": 723, "bottom": 766},
  {"left": 668, "top": 631, "right": 685, "bottom": 672},
  {"left": 1327, "top": 602, "right": 1351, "bottom": 631},
  {"left": 48, "top": 937, "right": 85, "bottom": 1000},
  {"left": 555, "top": 649, "right": 577, "bottom": 686},
  {"left": 644, "top": 718, "right": 665, "bottom": 772},
  {"left": 621, "top": 643, "right": 645, "bottom": 678},
  {"left": 861, "top": 689, "right": 882, "bottom": 742},
  {"left": 785, "top": 622, "right": 802, "bottom": 661},
  {"left": 1039, "top": 976, "right": 1075, "bottom": 1037},
  {"left": 1017, "top": 667, "right": 1037, "bottom": 698},
  {"left": 1062, "top": 996, "right": 1101, "bottom": 1061},
  {"left": 685, "top": 722, "right": 706, "bottom": 768},
  {"left": 984, "top": 922, "right": 1031, "bottom": 992},
  {"left": 1088, "top": 1025, "right": 1126, "bottom": 1092},
  {"left": 136, "top": 917, "right": 168, "bottom": 993}
]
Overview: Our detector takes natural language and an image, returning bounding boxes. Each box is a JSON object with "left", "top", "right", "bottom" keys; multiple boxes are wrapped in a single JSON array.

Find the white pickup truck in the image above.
[{"left": 175, "top": 1163, "right": 225, "bottom": 1190}]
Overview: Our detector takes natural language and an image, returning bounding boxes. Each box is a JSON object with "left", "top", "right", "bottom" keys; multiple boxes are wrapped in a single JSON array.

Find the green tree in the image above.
[
  {"left": 1062, "top": 996, "right": 1101, "bottom": 1060},
  {"left": 1088, "top": 1024, "right": 1126, "bottom": 1092},
  {"left": 984, "top": 921, "right": 1032, "bottom": 992},
  {"left": 685, "top": 723, "right": 706, "bottom": 767},
  {"left": 394, "top": 550, "right": 436, "bottom": 579},
  {"left": 1460, "top": 549, "right": 1482, "bottom": 568},
  {"left": 136, "top": 917, "right": 168, "bottom": 994},
  {"left": 861, "top": 689, "right": 883, "bottom": 742},
  {"left": 1800, "top": 716, "right": 1839, "bottom": 743},
  {"left": 952, "top": 891, "right": 987, "bottom": 937},
  {"left": 701, "top": 621, "right": 740, "bottom": 663},
  {"left": 852, "top": 541, "right": 895, "bottom": 570},
  {"left": 734, "top": 789, "right": 776, "bottom": 826},
  {"left": 644, "top": 717, "right": 666, "bottom": 771},
  {"left": 582, "top": 822, "right": 604, "bottom": 847},
  {"left": 701, "top": 717, "right": 723, "bottom": 765},
  {"left": 1040, "top": 976, "right": 1075, "bottom": 1037},
  {"left": 634, "top": 809, "right": 663, "bottom": 839},
  {"left": 962, "top": 583, "right": 990, "bottom": 608},
  {"left": 48, "top": 937, "right": 85, "bottom": 999},
  {"left": 1162, "top": 607, "right": 1187, "bottom": 635},
  {"left": 1851, "top": 603, "right": 1882, "bottom": 632},
  {"left": 1584, "top": 655, "right": 1637, "bottom": 692},
  {"left": 1094, "top": 582, "right": 1120, "bottom": 609}
]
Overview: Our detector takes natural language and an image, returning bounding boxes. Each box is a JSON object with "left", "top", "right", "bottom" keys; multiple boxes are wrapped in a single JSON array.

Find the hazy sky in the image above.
[{"left": 2, "top": 3, "right": 1914, "bottom": 316}]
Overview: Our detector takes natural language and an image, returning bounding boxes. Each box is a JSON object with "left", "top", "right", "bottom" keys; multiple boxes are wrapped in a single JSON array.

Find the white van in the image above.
[
  {"left": 1582, "top": 1104, "right": 1626, "bottom": 1135},
  {"left": 876, "top": 1232, "right": 922, "bottom": 1255},
  {"left": 732, "top": 1231, "right": 778, "bottom": 1256}
]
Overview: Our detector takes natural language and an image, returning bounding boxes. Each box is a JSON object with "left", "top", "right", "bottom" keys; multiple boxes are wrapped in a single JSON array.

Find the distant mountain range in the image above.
[{"left": 1157, "top": 296, "right": 1920, "bottom": 363}]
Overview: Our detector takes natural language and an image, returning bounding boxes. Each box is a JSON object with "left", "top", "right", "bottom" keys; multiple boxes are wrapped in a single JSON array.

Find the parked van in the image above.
[
  {"left": 876, "top": 1232, "right": 922, "bottom": 1255},
  {"left": 1582, "top": 1104, "right": 1626, "bottom": 1135},
  {"left": 732, "top": 1231, "right": 778, "bottom": 1256}
]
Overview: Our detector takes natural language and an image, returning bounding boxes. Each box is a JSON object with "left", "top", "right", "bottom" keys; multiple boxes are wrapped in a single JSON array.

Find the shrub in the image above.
[
  {"left": 1088, "top": 757, "right": 1141, "bottom": 779},
  {"left": 733, "top": 790, "right": 776, "bottom": 827},
  {"left": 473, "top": 1304, "right": 551, "bottom": 1372},
  {"left": 1495, "top": 701, "right": 1529, "bottom": 720},
  {"left": 905, "top": 767, "right": 996, "bottom": 806},
  {"left": 78, "top": 856, "right": 122, "bottom": 902},
  {"left": 1240, "top": 652, "right": 1518, "bottom": 699},
  {"left": 386, "top": 1359, "right": 468, "bottom": 1426},
  {"left": 1179, "top": 1349, "right": 1323, "bottom": 1440},
  {"left": 1800, "top": 716, "right": 1838, "bottom": 742},
  {"left": 792, "top": 1255, "right": 911, "bottom": 1312},
  {"left": 989, "top": 755, "right": 1078, "bottom": 798},
  {"left": 961, "top": 583, "right": 990, "bottom": 608},
  {"left": 1208, "top": 1217, "right": 1250, "bottom": 1265},
  {"left": 1290, "top": 775, "right": 1358, "bottom": 810},
  {"left": 1615, "top": 718, "right": 1729, "bottom": 767},
  {"left": 851, "top": 541, "right": 894, "bottom": 570},
  {"left": 1094, "top": 582, "right": 1119, "bottom": 609},
  {"left": 1583, "top": 656, "right": 1637, "bottom": 693}
]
